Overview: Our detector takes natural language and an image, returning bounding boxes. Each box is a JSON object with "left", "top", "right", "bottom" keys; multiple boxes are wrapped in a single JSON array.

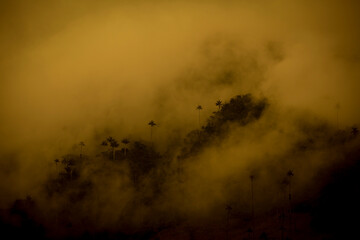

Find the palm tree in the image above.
[
  {"left": 287, "top": 170, "right": 294, "bottom": 233},
  {"left": 196, "top": 105, "right": 202, "bottom": 128},
  {"left": 280, "top": 179, "right": 289, "bottom": 240},
  {"left": 216, "top": 100, "right": 222, "bottom": 110},
  {"left": 106, "top": 137, "right": 119, "bottom": 161},
  {"left": 250, "top": 175, "right": 255, "bottom": 220},
  {"left": 287, "top": 170, "right": 294, "bottom": 201},
  {"left": 122, "top": 138, "right": 130, "bottom": 156},
  {"left": 148, "top": 120, "right": 157, "bottom": 142},
  {"left": 79, "top": 141, "right": 85, "bottom": 158},
  {"left": 351, "top": 127, "right": 359, "bottom": 136},
  {"left": 225, "top": 204, "right": 232, "bottom": 240},
  {"left": 250, "top": 175, "right": 255, "bottom": 240},
  {"left": 54, "top": 159, "right": 59, "bottom": 175}
]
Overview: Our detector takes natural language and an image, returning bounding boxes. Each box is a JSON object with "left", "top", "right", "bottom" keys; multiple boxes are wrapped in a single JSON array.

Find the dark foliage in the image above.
[
  {"left": 127, "top": 141, "right": 162, "bottom": 186},
  {"left": 179, "top": 94, "right": 268, "bottom": 159}
]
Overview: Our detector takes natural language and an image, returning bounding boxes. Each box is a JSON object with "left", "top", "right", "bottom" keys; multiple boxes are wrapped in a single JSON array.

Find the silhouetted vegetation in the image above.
[
  {"left": 1, "top": 93, "right": 359, "bottom": 240},
  {"left": 180, "top": 94, "right": 268, "bottom": 159}
]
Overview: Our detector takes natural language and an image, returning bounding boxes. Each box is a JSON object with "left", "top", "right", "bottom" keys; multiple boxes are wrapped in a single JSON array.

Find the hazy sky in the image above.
[{"left": 0, "top": 0, "right": 360, "bottom": 209}]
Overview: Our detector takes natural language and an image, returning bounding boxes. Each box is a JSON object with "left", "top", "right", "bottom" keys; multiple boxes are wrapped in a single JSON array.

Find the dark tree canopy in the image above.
[{"left": 179, "top": 94, "right": 268, "bottom": 159}]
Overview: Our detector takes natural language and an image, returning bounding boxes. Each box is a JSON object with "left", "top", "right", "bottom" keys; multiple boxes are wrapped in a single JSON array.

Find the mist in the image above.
[{"left": 1, "top": 0, "right": 360, "bottom": 239}]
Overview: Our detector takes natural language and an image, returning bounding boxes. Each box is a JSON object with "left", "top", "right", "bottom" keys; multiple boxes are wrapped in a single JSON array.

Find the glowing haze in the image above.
[{"left": 0, "top": 0, "right": 359, "bottom": 238}]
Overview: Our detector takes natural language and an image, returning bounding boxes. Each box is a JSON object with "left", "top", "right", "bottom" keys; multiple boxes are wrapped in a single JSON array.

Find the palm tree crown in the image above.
[
  {"left": 216, "top": 100, "right": 222, "bottom": 110},
  {"left": 148, "top": 120, "right": 156, "bottom": 127}
]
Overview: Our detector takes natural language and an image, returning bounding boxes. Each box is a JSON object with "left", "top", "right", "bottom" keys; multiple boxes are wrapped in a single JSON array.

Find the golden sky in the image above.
[{"left": 0, "top": 0, "right": 359, "bottom": 227}]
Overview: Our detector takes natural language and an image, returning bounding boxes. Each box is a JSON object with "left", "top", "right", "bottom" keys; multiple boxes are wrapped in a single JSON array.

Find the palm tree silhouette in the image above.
[
  {"left": 216, "top": 100, "right": 222, "bottom": 110},
  {"left": 54, "top": 159, "right": 59, "bottom": 175},
  {"left": 79, "top": 141, "right": 85, "bottom": 158},
  {"left": 196, "top": 105, "right": 202, "bottom": 128},
  {"left": 351, "top": 127, "right": 359, "bottom": 136},
  {"left": 122, "top": 138, "right": 130, "bottom": 156},
  {"left": 106, "top": 137, "right": 119, "bottom": 161},
  {"left": 287, "top": 170, "right": 294, "bottom": 201},
  {"left": 148, "top": 120, "right": 157, "bottom": 142},
  {"left": 287, "top": 170, "right": 294, "bottom": 233},
  {"left": 250, "top": 175, "right": 255, "bottom": 240},
  {"left": 225, "top": 204, "right": 232, "bottom": 240},
  {"left": 280, "top": 179, "right": 289, "bottom": 240}
]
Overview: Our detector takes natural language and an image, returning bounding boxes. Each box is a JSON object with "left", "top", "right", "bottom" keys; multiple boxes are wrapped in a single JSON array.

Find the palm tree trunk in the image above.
[
  {"left": 251, "top": 178, "right": 254, "bottom": 220},
  {"left": 250, "top": 177, "right": 255, "bottom": 240},
  {"left": 288, "top": 180, "right": 292, "bottom": 234},
  {"left": 198, "top": 110, "right": 201, "bottom": 128},
  {"left": 150, "top": 127, "right": 153, "bottom": 142}
]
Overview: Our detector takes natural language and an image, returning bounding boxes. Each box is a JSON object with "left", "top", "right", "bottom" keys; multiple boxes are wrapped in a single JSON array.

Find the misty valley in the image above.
[
  {"left": 1, "top": 1, "right": 360, "bottom": 239},
  {"left": 1, "top": 94, "right": 359, "bottom": 240}
]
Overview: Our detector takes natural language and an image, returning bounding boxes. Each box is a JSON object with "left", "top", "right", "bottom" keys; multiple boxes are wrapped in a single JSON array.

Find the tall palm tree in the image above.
[
  {"left": 107, "top": 137, "right": 119, "bottom": 161},
  {"left": 287, "top": 170, "right": 294, "bottom": 201},
  {"left": 148, "top": 120, "right": 157, "bottom": 142},
  {"left": 54, "top": 158, "right": 59, "bottom": 175},
  {"left": 280, "top": 179, "right": 289, "bottom": 240},
  {"left": 122, "top": 138, "right": 130, "bottom": 156},
  {"left": 196, "top": 105, "right": 202, "bottom": 128},
  {"left": 216, "top": 100, "right": 222, "bottom": 110},
  {"left": 250, "top": 175, "right": 255, "bottom": 240},
  {"left": 225, "top": 204, "right": 232, "bottom": 240},
  {"left": 79, "top": 141, "right": 85, "bottom": 158},
  {"left": 250, "top": 175, "right": 255, "bottom": 220},
  {"left": 287, "top": 170, "right": 294, "bottom": 233}
]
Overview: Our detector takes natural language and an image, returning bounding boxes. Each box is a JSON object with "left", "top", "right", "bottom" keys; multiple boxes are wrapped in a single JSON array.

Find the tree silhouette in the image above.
[
  {"left": 225, "top": 204, "right": 232, "bottom": 240},
  {"left": 61, "top": 157, "right": 75, "bottom": 180},
  {"left": 179, "top": 94, "right": 268, "bottom": 160},
  {"left": 148, "top": 120, "right": 157, "bottom": 142},
  {"left": 287, "top": 170, "right": 294, "bottom": 233},
  {"left": 351, "top": 127, "right": 359, "bottom": 136},
  {"left": 122, "top": 138, "right": 130, "bottom": 156},
  {"left": 287, "top": 170, "right": 294, "bottom": 201},
  {"left": 280, "top": 179, "right": 289, "bottom": 240},
  {"left": 127, "top": 141, "right": 161, "bottom": 186},
  {"left": 54, "top": 159, "right": 60, "bottom": 175},
  {"left": 216, "top": 100, "right": 222, "bottom": 110},
  {"left": 250, "top": 175, "right": 255, "bottom": 240},
  {"left": 196, "top": 105, "right": 202, "bottom": 128},
  {"left": 106, "top": 137, "right": 119, "bottom": 161},
  {"left": 101, "top": 140, "right": 108, "bottom": 147},
  {"left": 79, "top": 141, "right": 85, "bottom": 158}
]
